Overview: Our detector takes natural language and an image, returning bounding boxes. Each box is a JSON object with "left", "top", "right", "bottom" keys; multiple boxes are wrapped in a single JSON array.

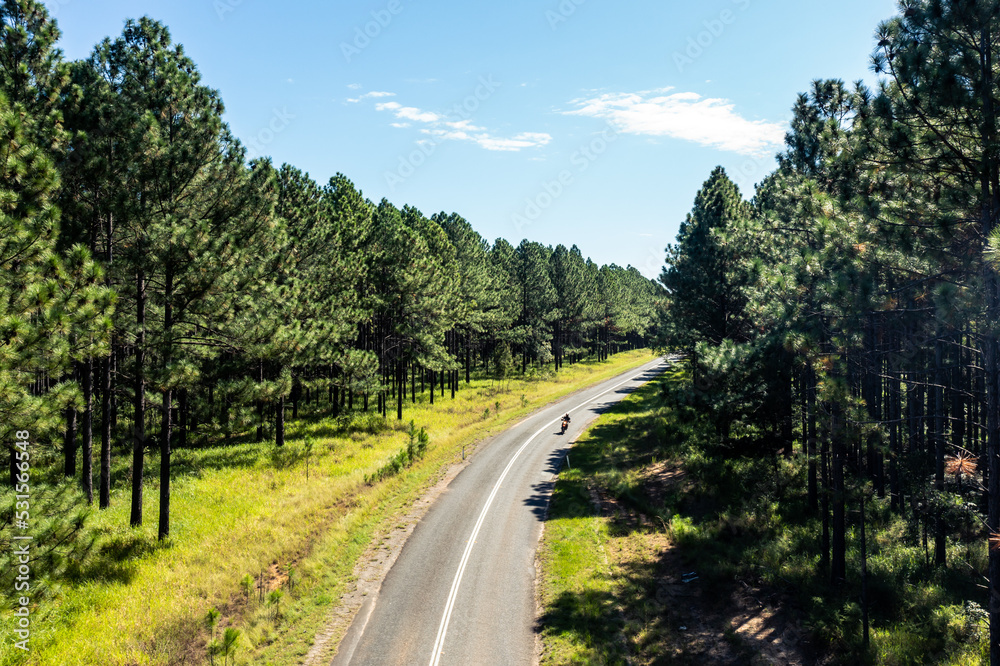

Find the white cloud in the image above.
[
  {"left": 475, "top": 134, "right": 552, "bottom": 152},
  {"left": 442, "top": 119, "right": 486, "bottom": 132},
  {"left": 365, "top": 97, "right": 551, "bottom": 152},
  {"left": 348, "top": 91, "right": 398, "bottom": 104},
  {"left": 394, "top": 106, "right": 443, "bottom": 124},
  {"left": 421, "top": 128, "right": 552, "bottom": 152},
  {"left": 565, "top": 88, "right": 786, "bottom": 157}
]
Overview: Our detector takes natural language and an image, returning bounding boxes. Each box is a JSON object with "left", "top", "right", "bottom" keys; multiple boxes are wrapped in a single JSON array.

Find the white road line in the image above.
[{"left": 427, "top": 360, "right": 665, "bottom": 666}]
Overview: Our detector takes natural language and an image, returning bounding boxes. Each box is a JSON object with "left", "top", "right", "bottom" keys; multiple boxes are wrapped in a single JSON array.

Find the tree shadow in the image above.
[
  {"left": 534, "top": 376, "right": 821, "bottom": 664},
  {"left": 65, "top": 528, "right": 163, "bottom": 586}
]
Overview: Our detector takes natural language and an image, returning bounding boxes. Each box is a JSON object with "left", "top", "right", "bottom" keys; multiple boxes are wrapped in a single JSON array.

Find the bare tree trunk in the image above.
[
  {"left": 807, "top": 368, "right": 818, "bottom": 513},
  {"left": 934, "top": 335, "right": 946, "bottom": 566},
  {"left": 64, "top": 401, "right": 77, "bottom": 478},
  {"left": 831, "top": 400, "right": 846, "bottom": 586},
  {"left": 82, "top": 357, "right": 94, "bottom": 504},
  {"left": 100, "top": 350, "right": 112, "bottom": 509},
  {"left": 276, "top": 394, "right": 285, "bottom": 447},
  {"left": 158, "top": 268, "right": 174, "bottom": 541},
  {"left": 130, "top": 266, "right": 146, "bottom": 528}
]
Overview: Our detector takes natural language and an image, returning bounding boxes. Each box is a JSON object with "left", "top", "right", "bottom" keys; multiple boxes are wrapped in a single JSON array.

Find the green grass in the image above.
[
  {"left": 0, "top": 350, "right": 656, "bottom": 666},
  {"left": 537, "top": 367, "right": 991, "bottom": 666},
  {"left": 538, "top": 378, "right": 678, "bottom": 665}
]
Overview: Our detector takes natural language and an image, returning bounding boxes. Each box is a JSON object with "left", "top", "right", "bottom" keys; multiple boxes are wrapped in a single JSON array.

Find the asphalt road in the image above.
[{"left": 331, "top": 357, "right": 669, "bottom": 666}]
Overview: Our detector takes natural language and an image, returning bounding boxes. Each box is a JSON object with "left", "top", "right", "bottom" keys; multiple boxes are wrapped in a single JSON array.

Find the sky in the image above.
[{"left": 43, "top": 0, "right": 902, "bottom": 278}]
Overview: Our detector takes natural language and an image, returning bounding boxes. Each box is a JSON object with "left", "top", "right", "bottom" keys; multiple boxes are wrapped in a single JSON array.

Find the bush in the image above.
[{"left": 364, "top": 422, "right": 430, "bottom": 485}]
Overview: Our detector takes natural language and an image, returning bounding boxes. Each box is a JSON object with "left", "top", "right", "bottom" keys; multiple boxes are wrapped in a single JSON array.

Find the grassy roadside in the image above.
[
  {"left": 537, "top": 366, "right": 990, "bottom": 666},
  {"left": 0, "top": 350, "right": 656, "bottom": 666},
  {"left": 537, "top": 375, "right": 681, "bottom": 665}
]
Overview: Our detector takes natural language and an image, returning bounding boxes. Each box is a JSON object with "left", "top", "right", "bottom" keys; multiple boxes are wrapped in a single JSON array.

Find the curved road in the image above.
[{"left": 332, "top": 357, "right": 669, "bottom": 666}]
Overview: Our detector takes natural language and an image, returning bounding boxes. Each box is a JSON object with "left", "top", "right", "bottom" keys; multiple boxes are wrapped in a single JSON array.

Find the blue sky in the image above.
[{"left": 45, "top": 0, "right": 901, "bottom": 277}]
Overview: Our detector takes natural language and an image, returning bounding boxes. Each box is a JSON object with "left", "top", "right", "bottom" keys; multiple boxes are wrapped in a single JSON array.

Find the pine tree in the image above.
[
  {"left": 659, "top": 166, "right": 751, "bottom": 351},
  {"left": 435, "top": 213, "right": 513, "bottom": 381},
  {"left": 549, "top": 244, "right": 599, "bottom": 370},
  {"left": 0, "top": 0, "right": 69, "bottom": 151},
  {"left": 870, "top": 4, "right": 1000, "bottom": 649},
  {"left": 514, "top": 240, "right": 557, "bottom": 372},
  {"left": 0, "top": 92, "right": 112, "bottom": 484},
  {"left": 82, "top": 18, "right": 276, "bottom": 538}
]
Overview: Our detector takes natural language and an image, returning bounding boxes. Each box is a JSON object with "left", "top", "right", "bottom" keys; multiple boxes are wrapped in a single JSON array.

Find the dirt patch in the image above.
[
  {"left": 570, "top": 464, "right": 814, "bottom": 666},
  {"left": 641, "top": 459, "right": 685, "bottom": 505},
  {"left": 729, "top": 580, "right": 814, "bottom": 665},
  {"left": 659, "top": 566, "right": 812, "bottom": 665}
]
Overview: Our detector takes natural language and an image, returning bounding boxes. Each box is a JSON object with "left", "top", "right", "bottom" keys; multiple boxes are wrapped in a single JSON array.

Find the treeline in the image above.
[
  {"left": 658, "top": 0, "right": 1000, "bottom": 657},
  {"left": 0, "top": 3, "right": 659, "bottom": 540}
]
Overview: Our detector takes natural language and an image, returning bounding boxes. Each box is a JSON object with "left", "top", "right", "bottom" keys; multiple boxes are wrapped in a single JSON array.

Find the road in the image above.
[{"left": 331, "top": 357, "right": 669, "bottom": 666}]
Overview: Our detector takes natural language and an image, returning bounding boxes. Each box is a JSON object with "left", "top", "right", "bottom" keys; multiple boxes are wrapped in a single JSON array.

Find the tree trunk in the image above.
[
  {"left": 159, "top": 387, "right": 172, "bottom": 541},
  {"left": 64, "top": 402, "right": 77, "bottom": 478},
  {"left": 831, "top": 400, "right": 846, "bottom": 586},
  {"left": 396, "top": 360, "right": 403, "bottom": 421},
  {"left": 130, "top": 266, "right": 146, "bottom": 528},
  {"left": 781, "top": 351, "right": 793, "bottom": 457},
  {"left": 100, "top": 211, "right": 114, "bottom": 509},
  {"left": 100, "top": 350, "right": 112, "bottom": 509},
  {"left": 821, "top": 409, "right": 830, "bottom": 576},
  {"left": 807, "top": 367, "right": 818, "bottom": 513},
  {"left": 979, "top": 22, "right": 1000, "bottom": 664},
  {"left": 986, "top": 262, "right": 1000, "bottom": 666},
  {"left": 82, "top": 357, "right": 94, "bottom": 504},
  {"left": 861, "top": 492, "right": 870, "bottom": 650},
  {"left": 179, "top": 388, "right": 189, "bottom": 449},
  {"left": 256, "top": 360, "right": 265, "bottom": 442},
  {"left": 158, "top": 267, "right": 174, "bottom": 541},
  {"left": 276, "top": 394, "right": 286, "bottom": 447},
  {"left": 934, "top": 335, "right": 946, "bottom": 566},
  {"left": 889, "top": 345, "right": 902, "bottom": 514}
]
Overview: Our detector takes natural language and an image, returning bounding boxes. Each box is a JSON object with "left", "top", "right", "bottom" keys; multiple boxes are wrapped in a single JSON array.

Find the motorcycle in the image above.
[{"left": 560, "top": 418, "right": 569, "bottom": 434}]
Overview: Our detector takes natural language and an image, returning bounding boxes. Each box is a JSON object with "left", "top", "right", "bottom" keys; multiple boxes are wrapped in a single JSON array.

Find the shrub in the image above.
[{"left": 364, "top": 422, "right": 430, "bottom": 485}]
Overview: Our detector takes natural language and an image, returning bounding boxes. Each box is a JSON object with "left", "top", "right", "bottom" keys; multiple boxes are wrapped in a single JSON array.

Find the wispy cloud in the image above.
[
  {"left": 347, "top": 91, "right": 397, "bottom": 103},
  {"left": 565, "top": 88, "right": 785, "bottom": 157},
  {"left": 361, "top": 93, "right": 551, "bottom": 152},
  {"left": 377, "top": 102, "right": 443, "bottom": 124}
]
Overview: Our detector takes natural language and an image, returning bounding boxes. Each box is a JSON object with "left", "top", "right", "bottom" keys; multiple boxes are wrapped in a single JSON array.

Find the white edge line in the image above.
[{"left": 427, "top": 359, "right": 666, "bottom": 665}]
